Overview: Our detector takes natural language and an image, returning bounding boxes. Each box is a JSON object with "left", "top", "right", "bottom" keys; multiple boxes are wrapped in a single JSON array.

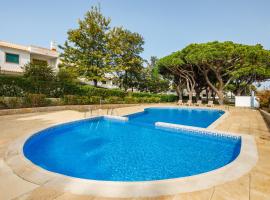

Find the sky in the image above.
[{"left": 0, "top": 0, "right": 270, "bottom": 60}]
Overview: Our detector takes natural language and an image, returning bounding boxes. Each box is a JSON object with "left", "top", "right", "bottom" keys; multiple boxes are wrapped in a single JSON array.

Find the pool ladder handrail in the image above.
[
  {"left": 84, "top": 106, "right": 94, "bottom": 118},
  {"left": 106, "top": 108, "right": 119, "bottom": 116}
]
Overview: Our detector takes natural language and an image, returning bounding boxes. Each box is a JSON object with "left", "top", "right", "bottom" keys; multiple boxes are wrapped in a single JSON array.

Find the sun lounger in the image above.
[
  {"left": 185, "top": 100, "right": 192, "bottom": 106},
  {"left": 207, "top": 100, "right": 214, "bottom": 107},
  {"left": 195, "top": 100, "right": 202, "bottom": 106},
  {"left": 177, "top": 100, "right": 184, "bottom": 105}
]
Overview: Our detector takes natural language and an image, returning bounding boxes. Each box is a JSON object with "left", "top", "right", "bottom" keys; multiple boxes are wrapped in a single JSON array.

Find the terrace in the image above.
[{"left": 0, "top": 104, "right": 269, "bottom": 200}]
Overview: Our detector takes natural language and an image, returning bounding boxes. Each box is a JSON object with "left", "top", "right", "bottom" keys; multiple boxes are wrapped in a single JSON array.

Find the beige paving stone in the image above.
[
  {"left": 0, "top": 105, "right": 269, "bottom": 199},
  {"left": 0, "top": 160, "right": 38, "bottom": 200},
  {"left": 250, "top": 171, "right": 270, "bottom": 200},
  {"left": 172, "top": 188, "right": 213, "bottom": 200},
  {"left": 211, "top": 174, "right": 249, "bottom": 200},
  {"left": 14, "top": 187, "right": 64, "bottom": 200},
  {"left": 55, "top": 193, "right": 95, "bottom": 200}
]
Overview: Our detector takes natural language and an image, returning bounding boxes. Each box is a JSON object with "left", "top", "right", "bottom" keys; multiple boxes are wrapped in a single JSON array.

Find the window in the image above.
[
  {"left": 32, "top": 59, "right": 48, "bottom": 65},
  {"left": 6, "top": 53, "right": 19, "bottom": 64},
  {"left": 101, "top": 81, "right": 107, "bottom": 85}
]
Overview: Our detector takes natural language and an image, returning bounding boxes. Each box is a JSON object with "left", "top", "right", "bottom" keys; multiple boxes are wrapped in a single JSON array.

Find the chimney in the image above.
[{"left": 50, "top": 41, "right": 57, "bottom": 51}]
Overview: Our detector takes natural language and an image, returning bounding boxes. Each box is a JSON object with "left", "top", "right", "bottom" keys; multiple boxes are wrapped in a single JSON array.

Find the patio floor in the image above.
[{"left": 0, "top": 104, "right": 269, "bottom": 200}]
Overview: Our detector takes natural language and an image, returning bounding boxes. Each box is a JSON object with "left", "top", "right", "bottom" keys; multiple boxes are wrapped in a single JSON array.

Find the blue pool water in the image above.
[
  {"left": 127, "top": 108, "right": 225, "bottom": 128},
  {"left": 24, "top": 108, "right": 241, "bottom": 181}
]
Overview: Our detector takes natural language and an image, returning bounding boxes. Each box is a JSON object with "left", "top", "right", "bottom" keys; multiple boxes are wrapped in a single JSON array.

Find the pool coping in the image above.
[{"left": 4, "top": 107, "right": 258, "bottom": 198}]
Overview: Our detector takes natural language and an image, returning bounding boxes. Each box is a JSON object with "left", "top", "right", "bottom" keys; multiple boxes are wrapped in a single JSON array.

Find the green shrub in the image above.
[
  {"left": 148, "top": 97, "right": 161, "bottom": 103},
  {"left": 62, "top": 95, "right": 79, "bottom": 105},
  {"left": 0, "top": 75, "right": 30, "bottom": 97},
  {"left": 130, "top": 92, "right": 177, "bottom": 102},
  {"left": 0, "top": 97, "right": 23, "bottom": 109},
  {"left": 89, "top": 96, "right": 101, "bottom": 104},
  {"left": 23, "top": 94, "right": 50, "bottom": 107},
  {"left": 159, "top": 94, "right": 178, "bottom": 102},
  {"left": 77, "top": 96, "right": 89, "bottom": 105},
  {"left": 47, "top": 98, "right": 62, "bottom": 106},
  {"left": 130, "top": 92, "right": 154, "bottom": 98},
  {"left": 80, "top": 85, "right": 126, "bottom": 98},
  {"left": 105, "top": 96, "right": 123, "bottom": 104},
  {"left": 124, "top": 96, "right": 138, "bottom": 104}
]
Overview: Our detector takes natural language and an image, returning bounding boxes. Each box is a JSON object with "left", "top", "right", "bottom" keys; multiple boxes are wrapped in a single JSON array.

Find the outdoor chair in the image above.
[
  {"left": 207, "top": 100, "right": 214, "bottom": 107},
  {"left": 185, "top": 100, "right": 192, "bottom": 106},
  {"left": 195, "top": 100, "right": 202, "bottom": 106},
  {"left": 177, "top": 99, "right": 183, "bottom": 105}
]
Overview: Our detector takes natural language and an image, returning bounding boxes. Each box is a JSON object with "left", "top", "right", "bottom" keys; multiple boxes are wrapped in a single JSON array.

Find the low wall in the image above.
[
  {"left": 235, "top": 96, "right": 259, "bottom": 108},
  {"left": 0, "top": 104, "right": 138, "bottom": 116},
  {"left": 260, "top": 109, "right": 270, "bottom": 126}
]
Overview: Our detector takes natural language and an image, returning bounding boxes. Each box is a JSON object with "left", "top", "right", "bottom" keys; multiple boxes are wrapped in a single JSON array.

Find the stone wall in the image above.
[{"left": 260, "top": 109, "right": 270, "bottom": 126}]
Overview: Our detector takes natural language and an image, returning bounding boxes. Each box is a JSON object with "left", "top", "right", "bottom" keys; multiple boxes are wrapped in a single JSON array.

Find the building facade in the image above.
[{"left": 0, "top": 40, "right": 59, "bottom": 74}]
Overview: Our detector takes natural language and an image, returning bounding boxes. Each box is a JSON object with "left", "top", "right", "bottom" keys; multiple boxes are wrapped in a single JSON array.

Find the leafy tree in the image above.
[
  {"left": 138, "top": 57, "right": 170, "bottom": 93},
  {"left": 158, "top": 41, "right": 270, "bottom": 104},
  {"left": 184, "top": 41, "right": 270, "bottom": 104},
  {"left": 229, "top": 44, "right": 270, "bottom": 95},
  {"left": 59, "top": 6, "right": 111, "bottom": 87},
  {"left": 156, "top": 51, "right": 198, "bottom": 101},
  {"left": 108, "top": 27, "right": 144, "bottom": 91},
  {"left": 60, "top": 7, "right": 144, "bottom": 90},
  {"left": 23, "top": 62, "right": 55, "bottom": 94}
]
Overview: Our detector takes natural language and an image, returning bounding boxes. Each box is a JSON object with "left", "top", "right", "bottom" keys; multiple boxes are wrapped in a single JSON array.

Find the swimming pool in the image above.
[
  {"left": 127, "top": 107, "right": 224, "bottom": 127},
  {"left": 23, "top": 108, "right": 241, "bottom": 182}
]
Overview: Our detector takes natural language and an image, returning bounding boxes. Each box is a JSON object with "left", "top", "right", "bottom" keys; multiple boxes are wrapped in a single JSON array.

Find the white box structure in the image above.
[{"left": 235, "top": 96, "right": 259, "bottom": 108}]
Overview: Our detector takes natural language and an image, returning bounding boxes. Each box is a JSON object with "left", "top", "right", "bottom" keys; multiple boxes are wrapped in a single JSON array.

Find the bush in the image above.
[
  {"left": 62, "top": 95, "right": 79, "bottom": 105},
  {"left": 136, "top": 97, "right": 161, "bottom": 103},
  {"left": 130, "top": 92, "right": 177, "bottom": 102},
  {"left": 148, "top": 97, "right": 161, "bottom": 103},
  {"left": 23, "top": 94, "right": 50, "bottom": 107},
  {"left": 77, "top": 96, "right": 90, "bottom": 105},
  {"left": 80, "top": 85, "right": 126, "bottom": 98},
  {"left": 0, "top": 74, "right": 178, "bottom": 107},
  {"left": 105, "top": 96, "right": 124, "bottom": 104},
  {"left": 0, "top": 75, "right": 30, "bottom": 97},
  {"left": 62, "top": 95, "right": 102, "bottom": 105},
  {"left": 159, "top": 94, "right": 178, "bottom": 102},
  {"left": 124, "top": 96, "right": 138, "bottom": 104},
  {"left": 0, "top": 97, "right": 23, "bottom": 109},
  {"left": 130, "top": 92, "right": 154, "bottom": 98},
  {"left": 89, "top": 96, "right": 101, "bottom": 104},
  {"left": 257, "top": 90, "right": 270, "bottom": 108}
]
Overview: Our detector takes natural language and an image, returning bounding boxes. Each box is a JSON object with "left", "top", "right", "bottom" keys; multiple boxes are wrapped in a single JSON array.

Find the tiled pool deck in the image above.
[{"left": 0, "top": 104, "right": 270, "bottom": 200}]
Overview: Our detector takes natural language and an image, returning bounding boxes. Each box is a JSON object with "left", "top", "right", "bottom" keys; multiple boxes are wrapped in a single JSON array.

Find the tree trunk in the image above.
[
  {"left": 202, "top": 70, "right": 225, "bottom": 105},
  {"left": 175, "top": 85, "right": 183, "bottom": 100},
  {"left": 195, "top": 88, "right": 201, "bottom": 101},
  {"left": 93, "top": 79, "right": 98, "bottom": 87},
  {"left": 216, "top": 91, "right": 224, "bottom": 105},
  {"left": 188, "top": 92, "right": 193, "bottom": 101},
  {"left": 206, "top": 88, "right": 209, "bottom": 102}
]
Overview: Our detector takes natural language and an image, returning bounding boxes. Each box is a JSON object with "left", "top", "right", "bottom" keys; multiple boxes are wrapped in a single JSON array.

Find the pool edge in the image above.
[{"left": 4, "top": 108, "right": 258, "bottom": 198}]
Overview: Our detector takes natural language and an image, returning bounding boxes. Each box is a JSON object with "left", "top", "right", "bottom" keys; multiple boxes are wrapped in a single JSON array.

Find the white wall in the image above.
[
  {"left": 235, "top": 96, "right": 260, "bottom": 108},
  {"left": 0, "top": 47, "right": 30, "bottom": 73},
  {"left": 30, "top": 54, "right": 58, "bottom": 71}
]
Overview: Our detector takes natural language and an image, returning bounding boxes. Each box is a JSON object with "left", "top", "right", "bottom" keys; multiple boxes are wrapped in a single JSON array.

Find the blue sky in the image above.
[{"left": 0, "top": 0, "right": 269, "bottom": 60}]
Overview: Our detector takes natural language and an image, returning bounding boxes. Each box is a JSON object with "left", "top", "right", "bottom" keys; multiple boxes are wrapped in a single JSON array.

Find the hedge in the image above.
[
  {"left": 0, "top": 75, "right": 178, "bottom": 109},
  {"left": 130, "top": 92, "right": 177, "bottom": 102},
  {"left": 79, "top": 85, "right": 126, "bottom": 98},
  {"left": 0, "top": 75, "right": 80, "bottom": 97}
]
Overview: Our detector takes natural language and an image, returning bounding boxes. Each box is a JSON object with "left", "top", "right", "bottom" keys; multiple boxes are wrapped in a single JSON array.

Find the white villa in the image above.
[
  {"left": 80, "top": 73, "right": 119, "bottom": 89},
  {"left": 0, "top": 40, "right": 59, "bottom": 74},
  {"left": 0, "top": 40, "right": 118, "bottom": 89}
]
